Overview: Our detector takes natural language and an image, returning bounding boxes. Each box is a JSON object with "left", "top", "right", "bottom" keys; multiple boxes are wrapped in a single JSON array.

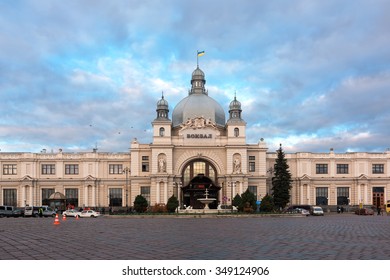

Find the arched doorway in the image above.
[{"left": 180, "top": 160, "right": 220, "bottom": 209}]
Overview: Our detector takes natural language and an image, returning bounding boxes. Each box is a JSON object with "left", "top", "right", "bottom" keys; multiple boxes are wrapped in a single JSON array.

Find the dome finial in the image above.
[{"left": 161, "top": 91, "right": 164, "bottom": 99}]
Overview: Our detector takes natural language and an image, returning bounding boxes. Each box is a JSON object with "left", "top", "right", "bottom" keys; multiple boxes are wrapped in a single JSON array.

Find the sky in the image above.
[{"left": 1, "top": 0, "right": 390, "bottom": 154}]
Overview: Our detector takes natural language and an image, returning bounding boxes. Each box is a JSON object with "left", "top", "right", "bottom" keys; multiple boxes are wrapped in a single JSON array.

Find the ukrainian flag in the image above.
[{"left": 197, "top": 50, "right": 205, "bottom": 57}]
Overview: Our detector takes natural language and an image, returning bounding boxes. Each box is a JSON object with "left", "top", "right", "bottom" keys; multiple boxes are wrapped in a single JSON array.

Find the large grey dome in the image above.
[
  {"left": 172, "top": 66, "right": 225, "bottom": 128},
  {"left": 172, "top": 94, "right": 226, "bottom": 127}
]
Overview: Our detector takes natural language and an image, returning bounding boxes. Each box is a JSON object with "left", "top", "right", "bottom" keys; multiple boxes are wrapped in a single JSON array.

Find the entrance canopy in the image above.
[{"left": 48, "top": 192, "right": 66, "bottom": 211}]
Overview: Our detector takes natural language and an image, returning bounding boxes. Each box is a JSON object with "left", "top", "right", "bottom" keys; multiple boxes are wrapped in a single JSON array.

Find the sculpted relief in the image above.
[
  {"left": 179, "top": 116, "right": 217, "bottom": 131},
  {"left": 158, "top": 155, "right": 166, "bottom": 173},
  {"left": 233, "top": 154, "right": 242, "bottom": 174}
]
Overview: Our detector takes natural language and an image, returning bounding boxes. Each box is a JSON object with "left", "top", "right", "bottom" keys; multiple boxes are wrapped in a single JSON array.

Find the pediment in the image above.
[
  {"left": 20, "top": 175, "right": 34, "bottom": 182},
  {"left": 300, "top": 174, "right": 311, "bottom": 181},
  {"left": 358, "top": 174, "right": 369, "bottom": 180},
  {"left": 84, "top": 175, "right": 97, "bottom": 181}
]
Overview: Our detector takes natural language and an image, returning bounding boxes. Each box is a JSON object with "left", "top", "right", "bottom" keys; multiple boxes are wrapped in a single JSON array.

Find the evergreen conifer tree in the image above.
[{"left": 271, "top": 144, "right": 292, "bottom": 210}]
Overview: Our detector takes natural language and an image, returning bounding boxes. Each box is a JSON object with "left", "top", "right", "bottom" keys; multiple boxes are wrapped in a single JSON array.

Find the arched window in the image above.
[
  {"left": 182, "top": 160, "right": 217, "bottom": 186},
  {"left": 234, "top": 127, "right": 239, "bottom": 137},
  {"left": 159, "top": 127, "right": 165, "bottom": 137}
]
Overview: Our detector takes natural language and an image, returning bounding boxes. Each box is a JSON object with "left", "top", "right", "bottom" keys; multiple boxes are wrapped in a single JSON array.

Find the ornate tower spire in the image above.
[
  {"left": 155, "top": 91, "right": 170, "bottom": 120},
  {"left": 228, "top": 92, "right": 243, "bottom": 121},
  {"left": 190, "top": 67, "right": 207, "bottom": 95}
]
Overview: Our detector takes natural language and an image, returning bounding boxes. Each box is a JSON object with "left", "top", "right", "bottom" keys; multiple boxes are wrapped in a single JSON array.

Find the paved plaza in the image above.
[{"left": 0, "top": 214, "right": 389, "bottom": 260}]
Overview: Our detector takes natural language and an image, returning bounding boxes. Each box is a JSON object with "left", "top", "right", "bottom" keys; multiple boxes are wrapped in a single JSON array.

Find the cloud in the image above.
[{"left": 0, "top": 0, "right": 389, "bottom": 153}]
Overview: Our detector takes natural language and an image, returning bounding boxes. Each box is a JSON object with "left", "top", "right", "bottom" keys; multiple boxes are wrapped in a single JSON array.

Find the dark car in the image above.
[{"left": 355, "top": 208, "right": 374, "bottom": 215}]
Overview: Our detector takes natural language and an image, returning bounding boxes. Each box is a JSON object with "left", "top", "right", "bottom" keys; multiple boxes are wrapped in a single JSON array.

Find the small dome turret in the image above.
[
  {"left": 229, "top": 96, "right": 241, "bottom": 111},
  {"left": 190, "top": 66, "right": 207, "bottom": 95},
  {"left": 157, "top": 94, "right": 169, "bottom": 110},
  {"left": 155, "top": 92, "right": 170, "bottom": 121},
  {"left": 228, "top": 93, "right": 243, "bottom": 122}
]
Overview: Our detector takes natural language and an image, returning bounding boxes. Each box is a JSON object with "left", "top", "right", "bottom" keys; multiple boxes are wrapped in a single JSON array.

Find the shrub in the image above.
[
  {"left": 241, "top": 189, "right": 257, "bottom": 212},
  {"left": 260, "top": 194, "right": 275, "bottom": 212},
  {"left": 233, "top": 194, "right": 242, "bottom": 211},
  {"left": 150, "top": 203, "right": 167, "bottom": 213},
  {"left": 133, "top": 195, "right": 148, "bottom": 213},
  {"left": 166, "top": 195, "right": 179, "bottom": 213}
]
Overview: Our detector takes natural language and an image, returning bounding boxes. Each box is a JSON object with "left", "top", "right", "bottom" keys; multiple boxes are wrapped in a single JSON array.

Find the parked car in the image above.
[
  {"left": 42, "top": 207, "right": 57, "bottom": 217},
  {"left": 283, "top": 205, "right": 311, "bottom": 213},
  {"left": 62, "top": 209, "right": 81, "bottom": 218},
  {"left": 12, "top": 208, "right": 24, "bottom": 217},
  {"left": 79, "top": 210, "right": 101, "bottom": 218},
  {"left": 294, "top": 208, "right": 310, "bottom": 216},
  {"left": 355, "top": 207, "right": 375, "bottom": 215},
  {"left": 311, "top": 206, "right": 324, "bottom": 216}
]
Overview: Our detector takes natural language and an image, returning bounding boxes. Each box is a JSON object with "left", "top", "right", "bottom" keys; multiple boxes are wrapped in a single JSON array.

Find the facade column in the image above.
[
  {"left": 300, "top": 185, "right": 303, "bottom": 204},
  {"left": 177, "top": 186, "right": 181, "bottom": 208},
  {"left": 358, "top": 184, "right": 361, "bottom": 203},
  {"left": 164, "top": 182, "right": 168, "bottom": 203},
  {"left": 92, "top": 185, "right": 96, "bottom": 207},
  {"left": 232, "top": 183, "right": 236, "bottom": 198},
  {"left": 156, "top": 182, "right": 160, "bottom": 204},
  {"left": 29, "top": 185, "right": 33, "bottom": 206},
  {"left": 84, "top": 186, "right": 88, "bottom": 207},
  {"left": 22, "top": 186, "right": 26, "bottom": 206},
  {"left": 364, "top": 184, "right": 368, "bottom": 204},
  {"left": 239, "top": 181, "right": 243, "bottom": 195},
  {"left": 307, "top": 184, "right": 311, "bottom": 205},
  {"left": 219, "top": 184, "right": 223, "bottom": 203}
]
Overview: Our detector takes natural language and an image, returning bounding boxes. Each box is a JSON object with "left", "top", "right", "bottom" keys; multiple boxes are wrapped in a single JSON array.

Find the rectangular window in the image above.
[
  {"left": 142, "top": 156, "right": 149, "bottom": 172},
  {"left": 65, "top": 189, "right": 79, "bottom": 208},
  {"left": 109, "top": 164, "right": 123, "bottom": 174},
  {"left": 109, "top": 188, "right": 122, "bottom": 207},
  {"left": 65, "top": 164, "right": 79, "bottom": 175},
  {"left": 3, "top": 189, "right": 17, "bottom": 206},
  {"left": 336, "top": 164, "right": 349, "bottom": 174},
  {"left": 248, "top": 186, "right": 257, "bottom": 198},
  {"left": 249, "top": 162, "right": 255, "bottom": 172},
  {"left": 3, "top": 164, "right": 17, "bottom": 175},
  {"left": 316, "top": 187, "right": 328, "bottom": 205},
  {"left": 316, "top": 164, "right": 328, "bottom": 174},
  {"left": 141, "top": 186, "right": 151, "bottom": 206},
  {"left": 42, "top": 188, "right": 55, "bottom": 205},
  {"left": 337, "top": 187, "right": 349, "bottom": 205},
  {"left": 42, "top": 164, "right": 56, "bottom": 175},
  {"left": 372, "top": 164, "right": 384, "bottom": 174},
  {"left": 248, "top": 156, "right": 256, "bottom": 172}
]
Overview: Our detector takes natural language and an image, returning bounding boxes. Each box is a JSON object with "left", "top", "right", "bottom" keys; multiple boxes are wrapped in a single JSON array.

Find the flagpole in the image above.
[{"left": 197, "top": 50, "right": 199, "bottom": 68}]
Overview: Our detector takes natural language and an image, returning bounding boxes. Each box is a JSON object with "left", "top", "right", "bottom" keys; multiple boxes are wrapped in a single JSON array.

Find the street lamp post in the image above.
[
  {"left": 228, "top": 181, "right": 235, "bottom": 213},
  {"left": 123, "top": 167, "right": 130, "bottom": 212}
]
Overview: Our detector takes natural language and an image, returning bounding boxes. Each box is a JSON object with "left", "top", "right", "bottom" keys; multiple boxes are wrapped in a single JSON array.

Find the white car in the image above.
[
  {"left": 311, "top": 206, "right": 324, "bottom": 216},
  {"left": 79, "top": 210, "right": 101, "bottom": 218},
  {"left": 62, "top": 209, "right": 81, "bottom": 218}
]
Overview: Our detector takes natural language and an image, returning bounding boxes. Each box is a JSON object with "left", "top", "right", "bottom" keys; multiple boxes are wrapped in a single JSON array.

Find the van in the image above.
[
  {"left": 24, "top": 206, "right": 40, "bottom": 217},
  {"left": 385, "top": 201, "right": 390, "bottom": 214},
  {"left": 24, "top": 206, "right": 56, "bottom": 217},
  {"left": 0, "top": 206, "right": 20, "bottom": 217}
]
